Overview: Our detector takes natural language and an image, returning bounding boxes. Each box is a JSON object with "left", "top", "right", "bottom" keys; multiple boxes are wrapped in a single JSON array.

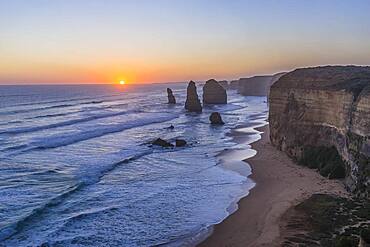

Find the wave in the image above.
[
  {"left": 1, "top": 113, "right": 178, "bottom": 156},
  {"left": 0, "top": 148, "right": 151, "bottom": 242},
  {"left": 1, "top": 92, "right": 123, "bottom": 109},
  {"left": 26, "top": 112, "right": 77, "bottom": 120},
  {"left": 32, "top": 113, "right": 178, "bottom": 149},
  {"left": 0, "top": 184, "right": 82, "bottom": 242},
  {"left": 76, "top": 148, "right": 153, "bottom": 185},
  {"left": 0, "top": 109, "right": 141, "bottom": 135},
  {"left": 0, "top": 98, "right": 121, "bottom": 116},
  {"left": 0, "top": 103, "right": 79, "bottom": 116}
]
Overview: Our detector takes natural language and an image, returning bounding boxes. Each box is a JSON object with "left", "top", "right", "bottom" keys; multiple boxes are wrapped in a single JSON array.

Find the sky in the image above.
[{"left": 1, "top": 0, "right": 370, "bottom": 84}]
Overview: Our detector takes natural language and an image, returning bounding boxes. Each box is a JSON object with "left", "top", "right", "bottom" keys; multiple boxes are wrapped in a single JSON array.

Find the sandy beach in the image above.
[{"left": 199, "top": 125, "right": 348, "bottom": 247}]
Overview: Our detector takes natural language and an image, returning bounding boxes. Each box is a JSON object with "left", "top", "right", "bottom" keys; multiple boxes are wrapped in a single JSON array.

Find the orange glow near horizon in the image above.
[{"left": 1, "top": 1, "right": 370, "bottom": 85}]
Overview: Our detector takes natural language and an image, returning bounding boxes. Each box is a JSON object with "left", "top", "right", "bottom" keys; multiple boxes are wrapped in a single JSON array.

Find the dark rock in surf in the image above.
[
  {"left": 175, "top": 139, "right": 187, "bottom": 147},
  {"left": 167, "top": 88, "right": 176, "bottom": 104},
  {"left": 152, "top": 138, "right": 174, "bottom": 147},
  {"left": 185, "top": 81, "right": 202, "bottom": 112},
  {"left": 209, "top": 112, "right": 224, "bottom": 125},
  {"left": 203, "top": 79, "right": 227, "bottom": 104}
]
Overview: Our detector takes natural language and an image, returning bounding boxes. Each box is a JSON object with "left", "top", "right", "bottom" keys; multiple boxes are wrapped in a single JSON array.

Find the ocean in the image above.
[{"left": 0, "top": 83, "right": 267, "bottom": 246}]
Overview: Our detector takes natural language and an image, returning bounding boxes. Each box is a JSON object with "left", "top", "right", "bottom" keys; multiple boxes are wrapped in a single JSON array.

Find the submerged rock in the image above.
[
  {"left": 175, "top": 139, "right": 187, "bottom": 147},
  {"left": 152, "top": 138, "right": 174, "bottom": 147},
  {"left": 185, "top": 81, "right": 202, "bottom": 112},
  {"left": 167, "top": 88, "right": 176, "bottom": 104},
  {"left": 203, "top": 79, "right": 227, "bottom": 104},
  {"left": 209, "top": 112, "right": 224, "bottom": 125}
]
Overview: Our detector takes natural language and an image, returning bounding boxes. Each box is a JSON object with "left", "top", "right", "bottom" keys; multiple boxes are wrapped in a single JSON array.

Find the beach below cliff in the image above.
[{"left": 199, "top": 125, "right": 348, "bottom": 247}]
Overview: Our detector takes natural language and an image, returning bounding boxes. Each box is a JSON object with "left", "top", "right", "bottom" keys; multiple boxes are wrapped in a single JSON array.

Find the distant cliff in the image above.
[
  {"left": 236, "top": 72, "right": 285, "bottom": 96},
  {"left": 269, "top": 66, "right": 370, "bottom": 197}
]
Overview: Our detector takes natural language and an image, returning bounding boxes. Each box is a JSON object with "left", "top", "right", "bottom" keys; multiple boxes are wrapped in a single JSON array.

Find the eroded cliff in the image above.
[{"left": 269, "top": 66, "right": 370, "bottom": 197}]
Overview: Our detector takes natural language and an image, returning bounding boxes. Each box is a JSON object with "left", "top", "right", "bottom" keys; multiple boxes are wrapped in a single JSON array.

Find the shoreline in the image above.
[
  {"left": 199, "top": 124, "right": 348, "bottom": 247},
  {"left": 188, "top": 116, "right": 268, "bottom": 247}
]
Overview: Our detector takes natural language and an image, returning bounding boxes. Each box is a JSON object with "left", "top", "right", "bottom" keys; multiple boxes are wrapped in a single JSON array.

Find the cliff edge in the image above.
[{"left": 269, "top": 66, "right": 370, "bottom": 197}]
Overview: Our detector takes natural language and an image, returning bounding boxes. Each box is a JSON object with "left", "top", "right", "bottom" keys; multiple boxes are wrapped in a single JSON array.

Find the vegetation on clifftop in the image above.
[{"left": 281, "top": 194, "right": 370, "bottom": 246}]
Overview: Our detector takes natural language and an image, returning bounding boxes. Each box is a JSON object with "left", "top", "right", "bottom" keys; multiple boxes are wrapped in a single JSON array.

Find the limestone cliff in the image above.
[
  {"left": 269, "top": 66, "right": 370, "bottom": 197},
  {"left": 236, "top": 72, "right": 285, "bottom": 96},
  {"left": 238, "top": 75, "right": 273, "bottom": 96}
]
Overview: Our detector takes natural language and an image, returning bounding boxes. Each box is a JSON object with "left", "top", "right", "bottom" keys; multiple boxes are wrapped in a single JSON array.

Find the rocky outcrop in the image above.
[
  {"left": 269, "top": 66, "right": 370, "bottom": 197},
  {"left": 185, "top": 81, "right": 202, "bottom": 112},
  {"left": 175, "top": 139, "right": 187, "bottom": 147},
  {"left": 167, "top": 88, "right": 176, "bottom": 104},
  {"left": 229, "top": 80, "right": 239, "bottom": 90},
  {"left": 152, "top": 138, "right": 174, "bottom": 147},
  {"left": 280, "top": 193, "right": 370, "bottom": 246},
  {"left": 209, "top": 112, "right": 224, "bottom": 125},
  {"left": 238, "top": 75, "right": 273, "bottom": 96},
  {"left": 203, "top": 79, "right": 227, "bottom": 104},
  {"left": 237, "top": 72, "right": 285, "bottom": 96},
  {"left": 218, "top": 80, "right": 229, "bottom": 89}
]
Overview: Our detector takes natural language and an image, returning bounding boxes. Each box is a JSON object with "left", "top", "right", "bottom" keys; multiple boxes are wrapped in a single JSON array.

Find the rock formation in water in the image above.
[
  {"left": 203, "top": 79, "right": 227, "bottom": 104},
  {"left": 167, "top": 88, "right": 176, "bottom": 104},
  {"left": 229, "top": 80, "right": 240, "bottom": 90},
  {"left": 185, "top": 81, "right": 202, "bottom": 112},
  {"left": 269, "top": 66, "right": 370, "bottom": 197},
  {"left": 175, "top": 139, "right": 187, "bottom": 147},
  {"left": 209, "top": 112, "right": 224, "bottom": 125},
  {"left": 218, "top": 80, "right": 229, "bottom": 89},
  {"left": 152, "top": 138, "right": 174, "bottom": 147}
]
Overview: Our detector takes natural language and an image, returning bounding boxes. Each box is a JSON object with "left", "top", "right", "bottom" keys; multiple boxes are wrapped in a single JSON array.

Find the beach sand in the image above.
[{"left": 199, "top": 125, "right": 348, "bottom": 247}]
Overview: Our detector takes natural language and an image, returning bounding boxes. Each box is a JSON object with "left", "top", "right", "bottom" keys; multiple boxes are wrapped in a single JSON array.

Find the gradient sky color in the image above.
[{"left": 1, "top": 0, "right": 370, "bottom": 84}]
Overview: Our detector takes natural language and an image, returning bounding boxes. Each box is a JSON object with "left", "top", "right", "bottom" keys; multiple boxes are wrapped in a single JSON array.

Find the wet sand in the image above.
[{"left": 199, "top": 125, "right": 347, "bottom": 247}]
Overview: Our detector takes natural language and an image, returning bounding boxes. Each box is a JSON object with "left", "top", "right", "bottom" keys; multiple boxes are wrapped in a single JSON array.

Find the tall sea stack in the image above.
[
  {"left": 269, "top": 66, "right": 370, "bottom": 197},
  {"left": 167, "top": 88, "right": 176, "bottom": 104},
  {"left": 185, "top": 81, "right": 202, "bottom": 112},
  {"left": 203, "top": 79, "right": 227, "bottom": 104}
]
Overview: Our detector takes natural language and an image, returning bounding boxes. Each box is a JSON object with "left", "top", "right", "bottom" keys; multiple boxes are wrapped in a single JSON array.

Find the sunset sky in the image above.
[{"left": 1, "top": 0, "right": 370, "bottom": 84}]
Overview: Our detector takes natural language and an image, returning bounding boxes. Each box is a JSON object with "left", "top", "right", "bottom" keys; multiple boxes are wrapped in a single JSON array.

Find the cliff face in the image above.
[
  {"left": 237, "top": 72, "right": 285, "bottom": 96},
  {"left": 238, "top": 75, "right": 273, "bottom": 96},
  {"left": 269, "top": 66, "right": 370, "bottom": 197}
]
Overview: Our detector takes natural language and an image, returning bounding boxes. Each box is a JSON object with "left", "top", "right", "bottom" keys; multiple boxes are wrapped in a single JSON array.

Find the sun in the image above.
[{"left": 119, "top": 80, "right": 125, "bottom": 85}]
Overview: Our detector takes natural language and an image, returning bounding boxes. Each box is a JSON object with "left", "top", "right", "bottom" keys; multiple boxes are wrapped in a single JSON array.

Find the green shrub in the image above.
[{"left": 300, "top": 146, "right": 346, "bottom": 179}]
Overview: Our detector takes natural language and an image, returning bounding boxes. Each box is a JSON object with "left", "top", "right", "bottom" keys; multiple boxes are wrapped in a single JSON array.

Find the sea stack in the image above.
[
  {"left": 218, "top": 80, "right": 229, "bottom": 89},
  {"left": 209, "top": 112, "right": 224, "bottom": 125},
  {"left": 185, "top": 81, "right": 202, "bottom": 112},
  {"left": 203, "top": 79, "right": 227, "bottom": 104},
  {"left": 167, "top": 88, "right": 176, "bottom": 104}
]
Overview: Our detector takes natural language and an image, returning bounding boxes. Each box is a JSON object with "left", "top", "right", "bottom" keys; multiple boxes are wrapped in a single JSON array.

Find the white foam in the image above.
[{"left": 30, "top": 113, "right": 179, "bottom": 149}]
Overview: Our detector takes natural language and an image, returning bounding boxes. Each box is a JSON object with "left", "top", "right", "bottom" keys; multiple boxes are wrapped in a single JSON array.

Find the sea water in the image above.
[{"left": 0, "top": 83, "right": 267, "bottom": 246}]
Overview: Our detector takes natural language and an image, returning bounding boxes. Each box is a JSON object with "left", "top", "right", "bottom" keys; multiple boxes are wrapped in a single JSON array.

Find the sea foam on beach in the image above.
[{"left": 0, "top": 84, "right": 267, "bottom": 246}]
